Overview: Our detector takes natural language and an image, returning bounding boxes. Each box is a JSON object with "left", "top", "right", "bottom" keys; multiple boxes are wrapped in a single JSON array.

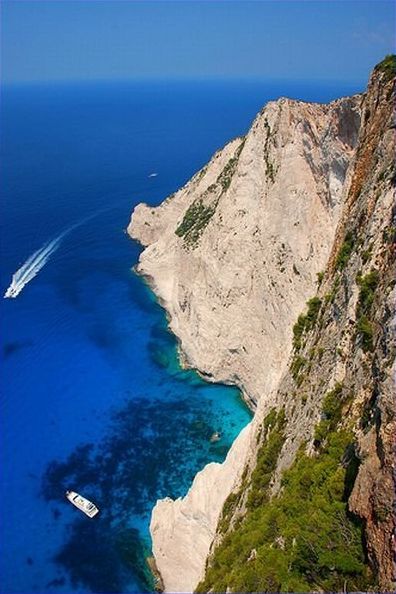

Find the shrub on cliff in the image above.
[
  {"left": 197, "top": 399, "right": 372, "bottom": 594},
  {"left": 374, "top": 54, "right": 396, "bottom": 83},
  {"left": 292, "top": 297, "right": 322, "bottom": 350},
  {"left": 355, "top": 269, "right": 379, "bottom": 352},
  {"left": 175, "top": 198, "right": 217, "bottom": 245},
  {"left": 336, "top": 231, "right": 355, "bottom": 270}
]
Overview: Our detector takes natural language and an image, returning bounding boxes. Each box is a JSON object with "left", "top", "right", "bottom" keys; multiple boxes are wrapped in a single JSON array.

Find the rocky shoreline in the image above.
[
  {"left": 129, "top": 90, "right": 361, "bottom": 591},
  {"left": 128, "top": 58, "right": 395, "bottom": 592}
]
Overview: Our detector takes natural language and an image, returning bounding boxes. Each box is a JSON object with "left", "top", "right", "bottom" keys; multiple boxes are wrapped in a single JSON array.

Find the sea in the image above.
[{"left": 0, "top": 78, "right": 363, "bottom": 593}]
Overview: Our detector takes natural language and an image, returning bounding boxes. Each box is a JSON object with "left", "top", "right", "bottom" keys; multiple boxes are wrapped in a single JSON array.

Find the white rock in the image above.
[{"left": 129, "top": 94, "right": 361, "bottom": 592}]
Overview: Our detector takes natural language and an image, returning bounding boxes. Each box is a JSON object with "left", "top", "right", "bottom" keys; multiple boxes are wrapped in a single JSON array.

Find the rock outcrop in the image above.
[{"left": 129, "top": 57, "right": 395, "bottom": 592}]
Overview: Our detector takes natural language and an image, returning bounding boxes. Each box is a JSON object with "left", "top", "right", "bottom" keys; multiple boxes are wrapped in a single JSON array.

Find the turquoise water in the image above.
[{"left": 0, "top": 79, "right": 362, "bottom": 593}]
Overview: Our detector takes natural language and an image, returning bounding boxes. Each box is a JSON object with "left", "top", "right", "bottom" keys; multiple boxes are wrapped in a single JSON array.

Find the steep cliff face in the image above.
[
  {"left": 129, "top": 58, "right": 394, "bottom": 593},
  {"left": 197, "top": 59, "right": 395, "bottom": 593},
  {"left": 130, "top": 96, "right": 360, "bottom": 410}
]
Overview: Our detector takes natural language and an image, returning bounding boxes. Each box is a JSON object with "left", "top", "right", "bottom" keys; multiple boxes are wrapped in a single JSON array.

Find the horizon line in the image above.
[{"left": 1, "top": 75, "right": 367, "bottom": 88}]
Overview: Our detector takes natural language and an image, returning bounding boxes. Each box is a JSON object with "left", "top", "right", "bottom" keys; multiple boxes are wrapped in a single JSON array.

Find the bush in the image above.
[
  {"left": 374, "top": 54, "right": 396, "bottom": 83},
  {"left": 357, "top": 315, "right": 374, "bottom": 352},
  {"left": 306, "top": 296, "right": 322, "bottom": 323},
  {"left": 217, "top": 491, "right": 240, "bottom": 534},
  {"left": 197, "top": 408, "right": 371, "bottom": 594},
  {"left": 216, "top": 139, "right": 245, "bottom": 191},
  {"left": 247, "top": 409, "right": 286, "bottom": 510},
  {"left": 292, "top": 297, "right": 322, "bottom": 350},
  {"left": 336, "top": 231, "right": 355, "bottom": 270},
  {"left": 361, "top": 247, "right": 372, "bottom": 264},
  {"left": 382, "top": 225, "right": 396, "bottom": 243},
  {"left": 356, "top": 270, "right": 379, "bottom": 313},
  {"left": 291, "top": 355, "right": 306, "bottom": 380},
  {"left": 175, "top": 198, "right": 217, "bottom": 245},
  {"left": 314, "top": 383, "right": 344, "bottom": 446},
  {"left": 355, "top": 269, "right": 378, "bottom": 352},
  {"left": 293, "top": 314, "right": 307, "bottom": 350}
]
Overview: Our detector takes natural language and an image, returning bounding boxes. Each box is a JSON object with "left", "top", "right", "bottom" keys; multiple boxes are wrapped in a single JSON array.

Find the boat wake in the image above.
[{"left": 4, "top": 210, "right": 106, "bottom": 299}]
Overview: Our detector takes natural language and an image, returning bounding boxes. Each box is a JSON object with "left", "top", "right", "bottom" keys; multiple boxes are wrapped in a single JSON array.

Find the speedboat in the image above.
[{"left": 65, "top": 490, "right": 99, "bottom": 518}]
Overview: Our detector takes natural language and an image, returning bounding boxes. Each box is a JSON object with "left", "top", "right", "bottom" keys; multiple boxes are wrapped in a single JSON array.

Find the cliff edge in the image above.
[{"left": 129, "top": 57, "right": 395, "bottom": 592}]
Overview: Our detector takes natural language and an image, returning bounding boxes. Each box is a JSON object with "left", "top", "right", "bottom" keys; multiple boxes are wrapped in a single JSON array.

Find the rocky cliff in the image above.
[{"left": 129, "top": 57, "right": 395, "bottom": 592}]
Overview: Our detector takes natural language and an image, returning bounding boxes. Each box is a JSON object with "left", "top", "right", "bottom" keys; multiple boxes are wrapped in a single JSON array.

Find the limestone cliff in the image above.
[{"left": 129, "top": 57, "right": 395, "bottom": 592}]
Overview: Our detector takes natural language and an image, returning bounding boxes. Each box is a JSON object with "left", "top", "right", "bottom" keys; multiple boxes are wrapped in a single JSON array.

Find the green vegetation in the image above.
[
  {"left": 357, "top": 315, "right": 374, "bottom": 352},
  {"left": 217, "top": 491, "right": 241, "bottom": 535},
  {"left": 291, "top": 355, "right": 307, "bottom": 382},
  {"left": 356, "top": 270, "right": 379, "bottom": 312},
  {"left": 195, "top": 164, "right": 208, "bottom": 183},
  {"left": 361, "top": 246, "right": 372, "bottom": 264},
  {"left": 316, "top": 271, "right": 324, "bottom": 285},
  {"left": 197, "top": 393, "right": 372, "bottom": 594},
  {"left": 324, "top": 275, "right": 341, "bottom": 304},
  {"left": 266, "top": 160, "right": 276, "bottom": 183},
  {"left": 383, "top": 225, "right": 396, "bottom": 244},
  {"left": 175, "top": 139, "right": 245, "bottom": 247},
  {"left": 355, "top": 269, "right": 379, "bottom": 352},
  {"left": 293, "top": 314, "right": 307, "bottom": 351},
  {"left": 246, "top": 409, "right": 286, "bottom": 510},
  {"left": 313, "top": 382, "right": 343, "bottom": 446},
  {"left": 175, "top": 198, "right": 217, "bottom": 246},
  {"left": 218, "top": 409, "right": 284, "bottom": 533},
  {"left": 336, "top": 231, "right": 355, "bottom": 270},
  {"left": 374, "top": 54, "right": 396, "bottom": 83},
  {"left": 217, "top": 139, "right": 245, "bottom": 191},
  {"left": 263, "top": 118, "right": 277, "bottom": 183},
  {"left": 292, "top": 297, "right": 322, "bottom": 350}
]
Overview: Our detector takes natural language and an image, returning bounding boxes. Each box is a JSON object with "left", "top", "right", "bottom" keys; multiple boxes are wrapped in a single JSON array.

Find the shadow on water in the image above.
[
  {"left": 41, "top": 395, "right": 230, "bottom": 592},
  {"left": 53, "top": 521, "right": 152, "bottom": 594},
  {"left": 2, "top": 340, "right": 33, "bottom": 358}
]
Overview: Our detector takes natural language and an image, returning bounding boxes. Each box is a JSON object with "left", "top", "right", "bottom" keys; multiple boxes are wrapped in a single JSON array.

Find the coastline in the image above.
[
  {"left": 128, "top": 89, "right": 361, "bottom": 591},
  {"left": 133, "top": 263, "right": 254, "bottom": 406},
  {"left": 131, "top": 258, "right": 253, "bottom": 591}
]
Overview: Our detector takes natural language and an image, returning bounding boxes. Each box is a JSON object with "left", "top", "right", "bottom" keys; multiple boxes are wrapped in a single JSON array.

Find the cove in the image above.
[{"left": 0, "top": 79, "right": 359, "bottom": 593}]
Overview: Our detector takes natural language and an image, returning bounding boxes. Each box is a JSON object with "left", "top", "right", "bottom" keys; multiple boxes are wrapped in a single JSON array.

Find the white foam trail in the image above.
[{"left": 4, "top": 209, "right": 109, "bottom": 299}]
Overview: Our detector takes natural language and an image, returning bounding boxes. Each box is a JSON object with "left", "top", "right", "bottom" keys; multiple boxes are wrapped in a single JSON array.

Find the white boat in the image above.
[{"left": 65, "top": 490, "right": 99, "bottom": 518}]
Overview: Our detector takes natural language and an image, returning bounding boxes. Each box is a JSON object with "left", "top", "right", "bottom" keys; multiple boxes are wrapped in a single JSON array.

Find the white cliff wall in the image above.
[{"left": 128, "top": 94, "right": 361, "bottom": 592}]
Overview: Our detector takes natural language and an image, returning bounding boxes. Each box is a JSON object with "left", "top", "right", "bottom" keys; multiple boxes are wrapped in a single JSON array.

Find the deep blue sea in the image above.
[{"left": 0, "top": 78, "right": 363, "bottom": 593}]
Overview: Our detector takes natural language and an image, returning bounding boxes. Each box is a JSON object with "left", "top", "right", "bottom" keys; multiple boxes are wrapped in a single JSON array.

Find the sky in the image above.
[{"left": 1, "top": 0, "right": 395, "bottom": 84}]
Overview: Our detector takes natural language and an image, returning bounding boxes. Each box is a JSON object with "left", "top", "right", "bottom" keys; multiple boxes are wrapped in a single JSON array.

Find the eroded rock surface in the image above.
[{"left": 129, "top": 60, "right": 394, "bottom": 592}]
